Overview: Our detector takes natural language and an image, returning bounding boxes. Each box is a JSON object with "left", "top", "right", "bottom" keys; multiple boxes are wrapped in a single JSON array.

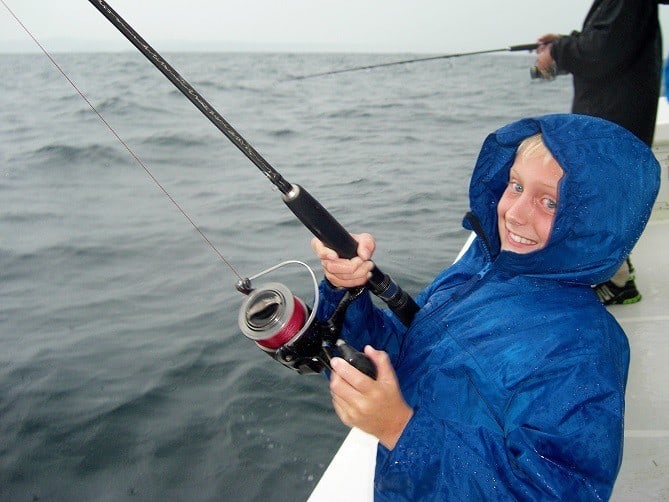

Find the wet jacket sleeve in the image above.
[
  {"left": 374, "top": 352, "right": 625, "bottom": 500},
  {"left": 551, "top": 0, "right": 656, "bottom": 80}
]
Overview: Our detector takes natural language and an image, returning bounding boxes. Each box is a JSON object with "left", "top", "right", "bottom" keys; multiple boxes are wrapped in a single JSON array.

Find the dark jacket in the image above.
[
  {"left": 317, "top": 114, "right": 660, "bottom": 500},
  {"left": 550, "top": 0, "right": 663, "bottom": 145}
]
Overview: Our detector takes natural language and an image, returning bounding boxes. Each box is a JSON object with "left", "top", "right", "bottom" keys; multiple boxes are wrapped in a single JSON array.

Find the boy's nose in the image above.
[{"left": 506, "top": 195, "right": 534, "bottom": 225}]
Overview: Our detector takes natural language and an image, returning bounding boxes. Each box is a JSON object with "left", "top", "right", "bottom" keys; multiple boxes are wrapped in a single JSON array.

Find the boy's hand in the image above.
[
  {"left": 311, "top": 233, "right": 376, "bottom": 288},
  {"left": 330, "top": 346, "right": 414, "bottom": 450}
]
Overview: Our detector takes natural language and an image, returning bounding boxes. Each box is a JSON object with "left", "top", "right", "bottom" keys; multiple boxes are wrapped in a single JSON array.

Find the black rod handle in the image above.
[
  {"left": 283, "top": 185, "right": 419, "bottom": 327},
  {"left": 509, "top": 43, "right": 540, "bottom": 52}
]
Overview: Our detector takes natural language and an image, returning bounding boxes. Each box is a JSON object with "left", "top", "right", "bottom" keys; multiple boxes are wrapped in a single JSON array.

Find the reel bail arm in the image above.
[{"left": 235, "top": 277, "right": 253, "bottom": 295}]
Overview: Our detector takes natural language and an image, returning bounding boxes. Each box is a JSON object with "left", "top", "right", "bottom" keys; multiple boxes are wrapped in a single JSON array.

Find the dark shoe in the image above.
[{"left": 594, "top": 278, "right": 642, "bottom": 305}]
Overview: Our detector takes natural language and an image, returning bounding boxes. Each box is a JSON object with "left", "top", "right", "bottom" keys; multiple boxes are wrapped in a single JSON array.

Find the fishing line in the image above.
[{"left": 1, "top": 0, "right": 244, "bottom": 282}]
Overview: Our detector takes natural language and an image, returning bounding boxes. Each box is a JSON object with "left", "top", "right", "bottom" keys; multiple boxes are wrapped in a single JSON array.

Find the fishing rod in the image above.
[
  {"left": 82, "top": 1, "right": 419, "bottom": 376},
  {"left": 288, "top": 43, "right": 540, "bottom": 81}
]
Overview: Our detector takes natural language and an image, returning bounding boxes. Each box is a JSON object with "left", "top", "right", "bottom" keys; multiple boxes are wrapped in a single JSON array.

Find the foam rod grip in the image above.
[{"left": 282, "top": 184, "right": 358, "bottom": 258}]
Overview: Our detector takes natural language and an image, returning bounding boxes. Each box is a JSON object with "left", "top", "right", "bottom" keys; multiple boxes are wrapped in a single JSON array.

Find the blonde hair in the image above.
[{"left": 516, "top": 133, "right": 554, "bottom": 163}]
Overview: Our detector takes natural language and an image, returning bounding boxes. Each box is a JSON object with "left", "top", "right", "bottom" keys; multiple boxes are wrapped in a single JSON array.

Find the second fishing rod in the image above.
[{"left": 288, "top": 43, "right": 542, "bottom": 81}]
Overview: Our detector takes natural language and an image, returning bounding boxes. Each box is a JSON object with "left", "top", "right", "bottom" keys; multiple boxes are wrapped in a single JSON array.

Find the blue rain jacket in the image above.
[{"left": 317, "top": 114, "right": 660, "bottom": 500}]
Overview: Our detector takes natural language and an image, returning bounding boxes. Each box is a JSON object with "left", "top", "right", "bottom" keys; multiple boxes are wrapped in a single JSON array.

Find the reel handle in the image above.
[
  {"left": 336, "top": 340, "right": 377, "bottom": 379},
  {"left": 282, "top": 184, "right": 419, "bottom": 327}
]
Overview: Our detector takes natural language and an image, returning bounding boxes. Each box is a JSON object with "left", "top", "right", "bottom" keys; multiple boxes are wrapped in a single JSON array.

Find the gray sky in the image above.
[{"left": 2, "top": 1, "right": 669, "bottom": 53}]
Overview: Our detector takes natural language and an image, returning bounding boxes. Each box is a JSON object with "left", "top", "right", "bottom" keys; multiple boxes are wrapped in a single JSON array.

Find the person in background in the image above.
[
  {"left": 533, "top": 0, "right": 666, "bottom": 305},
  {"left": 311, "top": 114, "right": 660, "bottom": 500}
]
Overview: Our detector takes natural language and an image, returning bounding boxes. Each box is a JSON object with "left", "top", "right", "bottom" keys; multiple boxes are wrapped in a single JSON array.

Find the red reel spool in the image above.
[{"left": 239, "top": 283, "right": 310, "bottom": 351}]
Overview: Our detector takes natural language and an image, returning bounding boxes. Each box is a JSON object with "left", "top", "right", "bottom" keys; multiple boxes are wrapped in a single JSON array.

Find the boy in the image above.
[{"left": 311, "top": 114, "right": 660, "bottom": 500}]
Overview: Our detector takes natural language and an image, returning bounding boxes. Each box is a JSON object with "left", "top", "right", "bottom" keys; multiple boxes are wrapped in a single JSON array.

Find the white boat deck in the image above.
[
  {"left": 611, "top": 140, "right": 669, "bottom": 501},
  {"left": 310, "top": 105, "right": 669, "bottom": 501}
]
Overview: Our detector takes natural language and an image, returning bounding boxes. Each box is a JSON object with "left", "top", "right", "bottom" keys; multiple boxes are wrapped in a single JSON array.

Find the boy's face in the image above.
[{"left": 497, "top": 154, "right": 563, "bottom": 254}]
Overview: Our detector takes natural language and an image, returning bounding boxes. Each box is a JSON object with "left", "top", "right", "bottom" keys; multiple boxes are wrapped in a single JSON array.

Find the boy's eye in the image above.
[
  {"left": 511, "top": 182, "right": 523, "bottom": 193},
  {"left": 543, "top": 198, "right": 558, "bottom": 211}
]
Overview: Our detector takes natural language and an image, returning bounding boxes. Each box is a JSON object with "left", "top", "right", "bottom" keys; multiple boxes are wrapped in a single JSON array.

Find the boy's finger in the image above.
[
  {"left": 354, "top": 233, "right": 376, "bottom": 261},
  {"left": 311, "top": 237, "right": 338, "bottom": 259},
  {"left": 364, "top": 346, "right": 394, "bottom": 381},
  {"left": 331, "top": 357, "right": 374, "bottom": 390}
]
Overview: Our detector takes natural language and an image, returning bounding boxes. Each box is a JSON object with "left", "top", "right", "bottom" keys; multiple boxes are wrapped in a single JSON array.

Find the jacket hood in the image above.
[{"left": 464, "top": 114, "right": 660, "bottom": 285}]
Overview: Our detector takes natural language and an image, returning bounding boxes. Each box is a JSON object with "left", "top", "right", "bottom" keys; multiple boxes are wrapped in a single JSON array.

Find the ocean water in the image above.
[{"left": 0, "top": 51, "right": 572, "bottom": 500}]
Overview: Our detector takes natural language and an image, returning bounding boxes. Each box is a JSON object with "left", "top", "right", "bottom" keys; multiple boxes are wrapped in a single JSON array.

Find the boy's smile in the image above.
[{"left": 497, "top": 153, "right": 563, "bottom": 254}]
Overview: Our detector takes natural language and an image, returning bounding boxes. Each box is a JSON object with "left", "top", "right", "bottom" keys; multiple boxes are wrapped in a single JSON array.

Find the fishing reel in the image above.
[
  {"left": 236, "top": 261, "right": 377, "bottom": 379},
  {"left": 530, "top": 62, "right": 567, "bottom": 80}
]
